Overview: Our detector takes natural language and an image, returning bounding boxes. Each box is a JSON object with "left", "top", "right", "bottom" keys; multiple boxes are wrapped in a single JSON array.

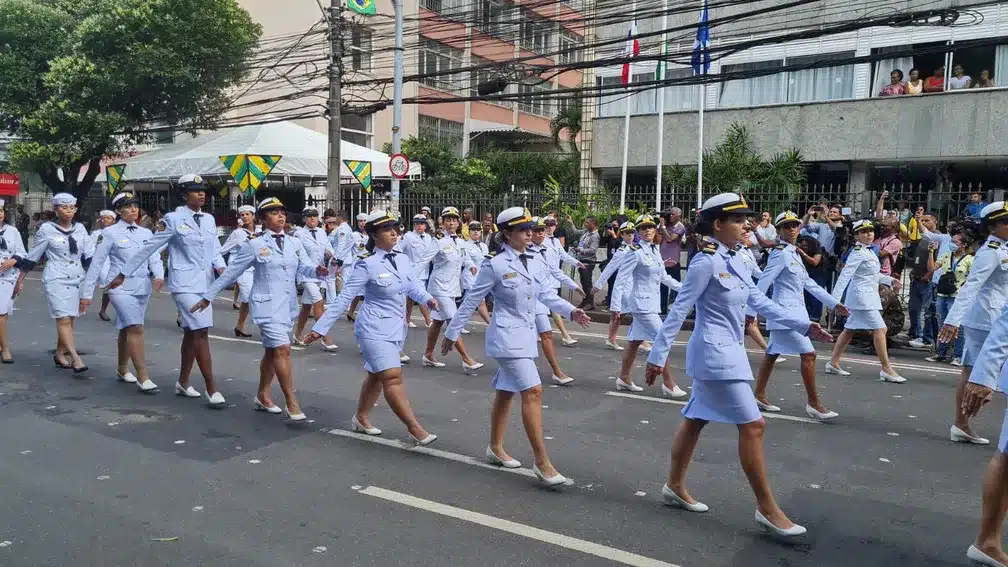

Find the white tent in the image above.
[{"left": 121, "top": 121, "right": 420, "bottom": 182}]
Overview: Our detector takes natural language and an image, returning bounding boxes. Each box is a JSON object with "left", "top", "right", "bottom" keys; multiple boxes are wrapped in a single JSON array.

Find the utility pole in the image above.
[
  {"left": 389, "top": 0, "right": 404, "bottom": 217},
  {"left": 326, "top": 0, "right": 344, "bottom": 210}
]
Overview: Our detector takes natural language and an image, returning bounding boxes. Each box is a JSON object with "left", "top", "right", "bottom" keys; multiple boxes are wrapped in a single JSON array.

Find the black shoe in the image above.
[
  {"left": 54, "top": 356, "right": 72, "bottom": 369},
  {"left": 234, "top": 327, "right": 252, "bottom": 338},
  {"left": 98, "top": 312, "right": 111, "bottom": 322}
]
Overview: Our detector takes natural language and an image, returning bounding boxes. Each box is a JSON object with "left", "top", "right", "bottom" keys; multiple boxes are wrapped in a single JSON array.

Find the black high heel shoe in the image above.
[
  {"left": 234, "top": 327, "right": 252, "bottom": 338},
  {"left": 54, "top": 355, "right": 72, "bottom": 369}
]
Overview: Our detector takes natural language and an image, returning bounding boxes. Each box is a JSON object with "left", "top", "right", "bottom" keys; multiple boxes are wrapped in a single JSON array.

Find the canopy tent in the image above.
[{"left": 121, "top": 121, "right": 420, "bottom": 182}]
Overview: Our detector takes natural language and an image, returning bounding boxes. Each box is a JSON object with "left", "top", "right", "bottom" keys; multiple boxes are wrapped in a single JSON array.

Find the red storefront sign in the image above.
[{"left": 0, "top": 173, "right": 19, "bottom": 196}]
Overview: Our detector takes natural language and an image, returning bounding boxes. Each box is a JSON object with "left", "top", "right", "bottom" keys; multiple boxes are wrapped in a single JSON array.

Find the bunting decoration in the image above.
[
  {"left": 106, "top": 164, "right": 126, "bottom": 196},
  {"left": 219, "top": 154, "right": 282, "bottom": 196},
  {"left": 343, "top": 160, "right": 372, "bottom": 193}
]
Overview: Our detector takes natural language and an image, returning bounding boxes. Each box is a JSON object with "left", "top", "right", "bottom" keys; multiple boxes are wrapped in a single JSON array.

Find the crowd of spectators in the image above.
[{"left": 879, "top": 64, "right": 996, "bottom": 97}]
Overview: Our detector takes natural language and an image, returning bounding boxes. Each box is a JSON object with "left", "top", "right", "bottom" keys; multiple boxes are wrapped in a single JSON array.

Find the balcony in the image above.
[{"left": 591, "top": 88, "right": 1008, "bottom": 170}]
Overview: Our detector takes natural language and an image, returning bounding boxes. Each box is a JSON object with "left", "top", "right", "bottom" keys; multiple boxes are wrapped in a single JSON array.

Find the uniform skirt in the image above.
[
  {"left": 962, "top": 326, "right": 990, "bottom": 368},
  {"left": 0, "top": 280, "right": 13, "bottom": 316},
  {"left": 492, "top": 357, "right": 541, "bottom": 392},
  {"left": 627, "top": 312, "right": 662, "bottom": 342},
  {"left": 431, "top": 294, "right": 458, "bottom": 321},
  {"left": 258, "top": 320, "right": 293, "bottom": 349},
  {"left": 767, "top": 329, "right": 813, "bottom": 356},
  {"left": 110, "top": 294, "right": 150, "bottom": 330},
  {"left": 174, "top": 293, "right": 213, "bottom": 331},
  {"left": 236, "top": 273, "right": 253, "bottom": 304},
  {"left": 682, "top": 379, "right": 762, "bottom": 424},
  {"left": 999, "top": 408, "right": 1008, "bottom": 453},
  {"left": 535, "top": 313, "right": 552, "bottom": 334},
  {"left": 301, "top": 282, "right": 323, "bottom": 305},
  {"left": 844, "top": 309, "right": 885, "bottom": 330},
  {"left": 46, "top": 282, "right": 80, "bottom": 319},
  {"left": 360, "top": 338, "right": 404, "bottom": 373}
]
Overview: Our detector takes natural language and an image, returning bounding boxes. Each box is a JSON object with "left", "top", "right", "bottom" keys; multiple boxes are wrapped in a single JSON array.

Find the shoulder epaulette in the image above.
[
  {"left": 774, "top": 243, "right": 787, "bottom": 250},
  {"left": 485, "top": 251, "right": 497, "bottom": 259},
  {"left": 435, "top": 230, "right": 445, "bottom": 239},
  {"left": 701, "top": 241, "right": 717, "bottom": 255},
  {"left": 853, "top": 244, "right": 864, "bottom": 251},
  {"left": 357, "top": 251, "right": 372, "bottom": 259},
  {"left": 989, "top": 241, "right": 1002, "bottom": 249},
  {"left": 629, "top": 243, "right": 641, "bottom": 250}
]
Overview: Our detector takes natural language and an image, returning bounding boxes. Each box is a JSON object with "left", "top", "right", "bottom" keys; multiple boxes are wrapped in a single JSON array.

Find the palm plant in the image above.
[{"left": 550, "top": 102, "right": 582, "bottom": 153}]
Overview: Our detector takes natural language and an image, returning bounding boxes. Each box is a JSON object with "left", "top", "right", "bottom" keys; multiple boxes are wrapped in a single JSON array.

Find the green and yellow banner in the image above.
[
  {"left": 106, "top": 164, "right": 126, "bottom": 196},
  {"left": 343, "top": 160, "right": 372, "bottom": 193},
  {"left": 219, "top": 154, "right": 282, "bottom": 196},
  {"left": 347, "top": 0, "right": 376, "bottom": 15}
]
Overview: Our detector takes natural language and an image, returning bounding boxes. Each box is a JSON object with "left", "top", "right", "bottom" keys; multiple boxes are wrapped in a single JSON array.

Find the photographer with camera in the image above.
[
  {"left": 801, "top": 202, "right": 846, "bottom": 322},
  {"left": 657, "top": 208, "right": 686, "bottom": 316}
]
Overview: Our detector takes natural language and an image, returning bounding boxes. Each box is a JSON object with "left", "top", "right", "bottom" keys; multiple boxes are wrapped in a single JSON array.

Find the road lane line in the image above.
[
  {"left": 208, "top": 334, "right": 305, "bottom": 351},
  {"left": 604, "top": 391, "right": 822, "bottom": 424},
  {"left": 326, "top": 428, "right": 537, "bottom": 478},
  {"left": 356, "top": 485, "right": 679, "bottom": 567}
]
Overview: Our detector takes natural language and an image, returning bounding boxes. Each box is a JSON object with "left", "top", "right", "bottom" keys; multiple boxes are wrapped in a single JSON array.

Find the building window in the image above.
[
  {"left": 419, "top": 38, "right": 463, "bottom": 91},
  {"left": 719, "top": 60, "right": 786, "bottom": 107},
  {"left": 557, "top": 29, "right": 582, "bottom": 65},
  {"left": 786, "top": 54, "right": 855, "bottom": 103},
  {"left": 344, "top": 25, "right": 372, "bottom": 72},
  {"left": 475, "top": 0, "right": 515, "bottom": 40},
  {"left": 596, "top": 75, "right": 624, "bottom": 118},
  {"left": 418, "top": 115, "right": 464, "bottom": 156},
  {"left": 154, "top": 128, "right": 175, "bottom": 145},
  {"left": 341, "top": 113, "right": 373, "bottom": 148},
  {"left": 661, "top": 67, "right": 701, "bottom": 111},
  {"left": 520, "top": 12, "right": 551, "bottom": 54},
  {"left": 518, "top": 80, "right": 552, "bottom": 117},
  {"left": 470, "top": 55, "right": 512, "bottom": 107}
]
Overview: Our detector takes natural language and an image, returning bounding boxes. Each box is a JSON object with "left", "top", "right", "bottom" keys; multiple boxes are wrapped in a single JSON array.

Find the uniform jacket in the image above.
[
  {"left": 422, "top": 232, "right": 475, "bottom": 297},
  {"left": 122, "top": 208, "right": 225, "bottom": 295},
  {"left": 400, "top": 230, "right": 433, "bottom": 281},
  {"left": 539, "top": 236, "right": 580, "bottom": 289},
  {"left": 612, "top": 241, "right": 681, "bottom": 315},
  {"left": 293, "top": 225, "right": 334, "bottom": 284},
  {"left": 595, "top": 243, "right": 634, "bottom": 312},
  {"left": 80, "top": 221, "right": 164, "bottom": 299},
  {"left": 461, "top": 238, "right": 489, "bottom": 290},
  {"left": 313, "top": 249, "right": 432, "bottom": 342},
  {"left": 445, "top": 246, "right": 574, "bottom": 359},
  {"left": 0, "top": 224, "right": 27, "bottom": 283},
  {"left": 528, "top": 243, "right": 579, "bottom": 315},
  {"left": 946, "top": 235, "right": 1008, "bottom": 331},
  {"left": 21, "top": 222, "right": 95, "bottom": 286},
  {"left": 831, "top": 244, "right": 897, "bottom": 311},
  {"left": 221, "top": 227, "right": 256, "bottom": 288},
  {"left": 968, "top": 305, "right": 1008, "bottom": 391},
  {"left": 758, "top": 242, "right": 838, "bottom": 330},
  {"left": 647, "top": 239, "right": 811, "bottom": 381}
]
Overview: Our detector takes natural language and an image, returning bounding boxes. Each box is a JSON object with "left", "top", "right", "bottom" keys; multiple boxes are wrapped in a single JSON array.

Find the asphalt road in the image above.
[{"left": 0, "top": 280, "right": 1001, "bottom": 567}]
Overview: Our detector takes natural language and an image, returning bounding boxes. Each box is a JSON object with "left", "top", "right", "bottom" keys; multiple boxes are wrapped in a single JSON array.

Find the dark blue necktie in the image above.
[{"left": 193, "top": 213, "right": 203, "bottom": 227}]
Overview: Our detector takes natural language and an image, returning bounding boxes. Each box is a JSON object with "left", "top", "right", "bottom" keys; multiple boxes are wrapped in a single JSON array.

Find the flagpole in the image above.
[
  {"left": 619, "top": 11, "right": 637, "bottom": 214},
  {"left": 696, "top": 83, "right": 704, "bottom": 210},
  {"left": 655, "top": 0, "right": 668, "bottom": 212},
  {"left": 695, "top": 0, "right": 707, "bottom": 211}
]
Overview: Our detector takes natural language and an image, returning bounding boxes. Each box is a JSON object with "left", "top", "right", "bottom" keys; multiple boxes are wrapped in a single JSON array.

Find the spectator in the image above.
[
  {"left": 876, "top": 218, "right": 903, "bottom": 277},
  {"left": 547, "top": 209, "right": 567, "bottom": 248},
  {"left": 569, "top": 215, "right": 600, "bottom": 310},
  {"left": 927, "top": 231, "right": 976, "bottom": 365},
  {"left": 906, "top": 234, "right": 938, "bottom": 348},
  {"left": 459, "top": 207, "right": 475, "bottom": 239},
  {"left": 753, "top": 211, "right": 777, "bottom": 261},
  {"left": 966, "top": 191, "right": 988, "bottom": 219},
  {"left": 906, "top": 68, "right": 924, "bottom": 95},
  {"left": 601, "top": 216, "right": 624, "bottom": 309},
  {"left": 897, "top": 200, "right": 912, "bottom": 226},
  {"left": 948, "top": 64, "right": 972, "bottom": 90},
  {"left": 924, "top": 66, "right": 945, "bottom": 93},
  {"left": 801, "top": 203, "right": 845, "bottom": 289},
  {"left": 15, "top": 204, "right": 29, "bottom": 248},
  {"left": 973, "top": 69, "right": 995, "bottom": 88},
  {"left": 798, "top": 233, "right": 826, "bottom": 322},
  {"left": 658, "top": 207, "right": 686, "bottom": 315},
  {"left": 879, "top": 69, "right": 907, "bottom": 96},
  {"left": 480, "top": 211, "right": 497, "bottom": 252}
]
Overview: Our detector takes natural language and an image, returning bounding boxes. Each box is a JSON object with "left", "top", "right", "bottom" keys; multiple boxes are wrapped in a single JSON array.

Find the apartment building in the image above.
[
  {"left": 238, "top": 0, "right": 586, "bottom": 156},
  {"left": 587, "top": 0, "right": 1008, "bottom": 212}
]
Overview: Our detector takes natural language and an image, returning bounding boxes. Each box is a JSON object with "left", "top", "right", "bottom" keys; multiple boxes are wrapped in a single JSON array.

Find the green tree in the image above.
[
  {"left": 0, "top": 0, "right": 261, "bottom": 199},
  {"left": 549, "top": 101, "right": 582, "bottom": 153}
]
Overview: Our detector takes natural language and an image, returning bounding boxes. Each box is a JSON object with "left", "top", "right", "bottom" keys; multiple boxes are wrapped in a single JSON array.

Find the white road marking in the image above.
[
  {"left": 604, "top": 391, "right": 822, "bottom": 424},
  {"left": 208, "top": 334, "right": 304, "bottom": 351},
  {"left": 357, "top": 485, "right": 678, "bottom": 567},
  {"left": 326, "top": 427, "right": 537, "bottom": 479}
]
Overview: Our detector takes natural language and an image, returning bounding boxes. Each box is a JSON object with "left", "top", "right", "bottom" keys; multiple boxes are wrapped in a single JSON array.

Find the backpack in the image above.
[{"left": 937, "top": 255, "right": 968, "bottom": 295}]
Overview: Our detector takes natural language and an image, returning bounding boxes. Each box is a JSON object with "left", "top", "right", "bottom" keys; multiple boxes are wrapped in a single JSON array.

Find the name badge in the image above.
[
  {"left": 178, "top": 224, "right": 192, "bottom": 233},
  {"left": 120, "top": 238, "right": 130, "bottom": 244},
  {"left": 442, "top": 246, "right": 454, "bottom": 253},
  {"left": 53, "top": 237, "right": 65, "bottom": 243},
  {"left": 378, "top": 272, "right": 392, "bottom": 279},
  {"left": 259, "top": 247, "right": 271, "bottom": 257},
  {"left": 502, "top": 272, "right": 518, "bottom": 280},
  {"left": 718, "top": 272, "right": 731, "bottom": 279}
]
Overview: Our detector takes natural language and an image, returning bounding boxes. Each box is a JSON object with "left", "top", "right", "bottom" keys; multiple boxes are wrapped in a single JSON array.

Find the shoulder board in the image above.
[
  {"left": 485, "top": 251, "right": 497, "bottom": 259},
  {"left": 774, "top": 243, "right": 787, "bottom": 250},
  {"left": 357, "top": 251, "right": 372, "bottom": 259},
  {"left": 853, "top": 244, "right": 864, "bottom": 250},
  {"left": 629, "top": 243, "right": 641, "bottom": 250},
  {"left": 96, "top": 234, "right": 104, "bottom": 244},
  {"left": 988, "top": 241, "right": 1002, "bottom": 249},
  {"left": 701, "top": 241, "right": 717, "bottom": 255},
  {"left": 156, "top": 220, "right": 168, "bottom": 232},
  {"left": 435, "top": 230, "right": 445, "bottom": 239}
]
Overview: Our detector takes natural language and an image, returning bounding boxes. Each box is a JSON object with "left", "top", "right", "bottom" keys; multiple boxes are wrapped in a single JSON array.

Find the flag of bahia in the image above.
[{"left": 348, "top": 0, "right": 376, "bottom": 14}]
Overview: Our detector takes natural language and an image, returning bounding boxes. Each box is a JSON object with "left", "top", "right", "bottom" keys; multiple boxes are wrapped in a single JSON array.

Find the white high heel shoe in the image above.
[
  {"left": 285, "top": 407, "right": 307, "bottom": 421},
  {"left": 351, "top": 416, "right": 382, "bottom": 435},
  {"left": 254, "top": 398, "right": 283, "bottom": 414},
  {"left": 967, "top": 545, "right": 1008, "bottom": 567},
  {"left": 174, "top": 382, "right": 201, "bottom": 398},
  {"left": 117, "top": 371, "right": 138, "bottom": 384},
  {"left": 615, "top": 378, "right": 643, "bottom": 392},
  {"left": 756, "top": 399, "right": 782, "bottom": 412},
  {"left": 532, "top": 464, "right": 569, "bottom": 487},
  {"left": 136, "top": 379, "right": 159, "bottom": 394},
  {"left": 462, "top": 361, "right": 484, "bottom": 375},
  {"left": 951, "top": 425, "right": 990, "bottom": 445},
  {"left": 824, "top": 362, "right": 850, "bottom": 376},
  {"left": 662, "top": 384, "right": 688, "bottom": 399},
  {"left": 661, "top": 484, "right": 708, "bottom": 512},
  {"left": 410, "top": 432, "right": 437, "bottom": 446},
  {"left": 805, "top": 404, "right": 839, "bottom": 421},
  {"left": 755, "top": 510, "right": 806, "bottom": 538},
  {"left": 485, "top": 446, "right": 521, "bottom": 468},
  {"left": 552, "top": 374, "right": 574, "bottom": 386}
]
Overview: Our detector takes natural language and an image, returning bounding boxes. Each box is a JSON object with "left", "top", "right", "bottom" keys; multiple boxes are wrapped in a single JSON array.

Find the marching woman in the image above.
[
  {"left": 15, "top": 193, "right": 95, "bottom": 373},
  {"left": 292, "top": 206, "right": 338, "bottom": 351},
  {"left": 753, "top": 212, "right": 849, "bottom": 420},
  {"left": 738, "top": 223, "right": 772, "bottom": 355},
  {"left": 460, "top": 220, "right": 492, "bottom": 327},
  {"left": 528, "top": 216, "right": 585, "bottom": 385},
  {"left": 938, "top": 202, "right": 1008, "bottom": 445},
  {"left": 401, "top": 214, "right": 433, "bottom": 328},
  {"left": 220, "top": 205, "right": 257, "bottom": 337},
  {"left": 826, "top": 219, "right": 904, "bottom": 383},
  {"left": 644, "top": 193, "right": 833, "bottom": 538},
  {"left": 79, "top": 192, "right": 164, "bottom": 393},
  {"left": 421, "top": 206, "right": 482, "bottom": 373},
  {"left": 345, "top": 213, "right": 369, "bottom": 321},
  {"left": 90, "top": 210, "right": 117, "bottom": 322},
  {"left": 0, "top": 202, "right": 27, "bottom": 363},
  {"left": 593, "top": 214, "right": 685, "bottom": 397},
  {"left": 442, "top": 207, "right": 591, "bottom": 485},
  {"left": 191, "top": 198, "right": 327, "bottom": 421},
  {"left": 306, "top": 210, "right": 439, "bottom": 444},
  {"left": 543, "top": 216, "right": 583, "bottom": 346},
  {"left": 594, "top": 221, "right": 636, "bottom": 351}
]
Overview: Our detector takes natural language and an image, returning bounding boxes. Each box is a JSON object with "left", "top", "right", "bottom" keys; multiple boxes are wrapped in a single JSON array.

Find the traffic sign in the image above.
[{"left": 389, "top": 153, "right": 410, "bottom": 179}]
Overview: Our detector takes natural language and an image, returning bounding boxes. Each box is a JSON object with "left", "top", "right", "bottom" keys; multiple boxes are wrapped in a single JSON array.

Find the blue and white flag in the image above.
[{"left": 691, "top": 0, "right": 710, "bottom": 75}]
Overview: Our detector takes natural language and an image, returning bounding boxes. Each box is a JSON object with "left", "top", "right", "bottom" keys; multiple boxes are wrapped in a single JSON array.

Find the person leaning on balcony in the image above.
[
  {"left": 949, "top": 64, "right": 972, "bottom": 90},
  {"left": 924, "top": 65, "right": 946, "bottom": 93},
  {"left": 905, "top": 68, "right": 924, "bottom": 95},
  {"left": 974, "top": 69, "right": 996, "bottom": 89},
  {"left": 879, "top": 69, "right": 907, "bottom": 96}
]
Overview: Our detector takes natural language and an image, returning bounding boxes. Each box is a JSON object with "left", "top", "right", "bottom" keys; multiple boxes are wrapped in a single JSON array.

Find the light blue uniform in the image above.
[
  {"left": 831, "top": 244, "right": 896, "bottom": 330},
  {"left": 647, "top": 239, "right": 812, "bottom": 424},
  {"left": 80, "top": 221, "right": 165, "bottom": 329},
  {"left": 945, "top": 236, "right": 1008, "bottom": 367},
  {"left": 422, "top": 232, "right": 475, "bottom": 321},
  {"left": 120, "top": 208, "right": 226, "bottom": 330},
  {"left": 461, "top": 238, "right": 489, "bottom": 291},
  {"left": 221, "top": 227, "right": 256, "bottom": 303},
  {"left": 967, "top": 305, "right": 1008, "bottom": 451},
  {"left": 0, "top": 225, "right": 27, "bottom": 315},
  {"left": 89, "top": 228, "right": 112, "bottom": 284},
  {"left": 401, "top": 231, "right": 433, "bottom": 284},
  {"left": 758, "top": 242, "right": 838, "bottom": 355},
  {"left": 528, "top": 243, "right": 579, "bottom": 333},
  {"left": 612, "top": 242, "right": 681, "bottom": 342},
  {"left": 313, "top": 249, "right": 432, "bottom": 373},
  {"left": 326, "top": 222, "right": 353, "bottom": 299},
  {"left": 596, "top": 243, "right": 634, "bottom": 313},
  {"left": 445, "top": 246, "right": 575, "bottom": 392},
  {"left": 22, "top": 222, "right": 95, "bottom": 319},
  {"left": 293, "top": 225, "right": 334, "bottom": 305},
  {"left": 204, "top": 231, "right": 319, "bottom": 348}
]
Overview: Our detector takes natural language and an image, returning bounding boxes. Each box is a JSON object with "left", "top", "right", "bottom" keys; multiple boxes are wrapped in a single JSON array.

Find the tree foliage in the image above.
[
  {"left": 549, "top": 101, "right": 582, "bottom": 153},
  {"left": 0, "top": 0, "right": 262, "bottom": 199}
]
